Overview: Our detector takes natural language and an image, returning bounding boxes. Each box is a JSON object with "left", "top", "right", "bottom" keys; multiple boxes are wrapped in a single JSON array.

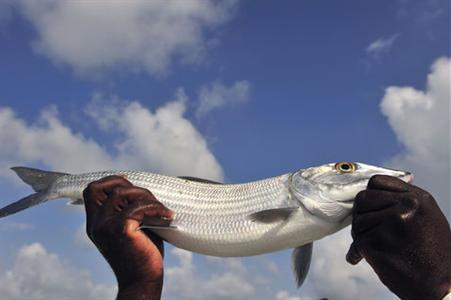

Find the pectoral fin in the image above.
[
  {"left": 138, "top": 215, "right": 178, "bottom": 230},
  {"left": 248, "top": 207, "right": 298, "bottom": 223},
  {"left": 67, "top": 199, "right": 84, "bottom": 205},
  {"left": 292, "top": 243, "right": 313, "bottom": 288}
]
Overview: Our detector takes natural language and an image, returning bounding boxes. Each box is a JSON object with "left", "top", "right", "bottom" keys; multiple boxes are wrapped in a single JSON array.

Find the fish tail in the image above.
[{"left": 0, "top": 167, "right": 69, "bottom": 218}]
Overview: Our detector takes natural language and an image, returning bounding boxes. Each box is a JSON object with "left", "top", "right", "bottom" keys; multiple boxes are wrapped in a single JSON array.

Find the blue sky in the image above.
[{"left": 0, "top": 1, "right": 449, "bottom": 299}]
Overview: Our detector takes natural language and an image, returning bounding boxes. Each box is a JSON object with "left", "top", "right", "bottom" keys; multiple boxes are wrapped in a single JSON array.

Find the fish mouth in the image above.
[
  {"left": 339, "top": 200, "right": 354, "bottom": 210},
  {"left": 400, "top": 172, "right": 414, "bottom": 184}
]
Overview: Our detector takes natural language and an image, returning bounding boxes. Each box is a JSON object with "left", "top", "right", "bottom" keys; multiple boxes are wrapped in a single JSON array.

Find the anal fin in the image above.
[
  {"left": 138, "top": 215, "right": 178, "bottom": 230},
  {"left": 67, "top": 199, "right": 84, "bottom": 206},
  {"left": 292, "top": 242, "right": 313, "bottom": 288}
]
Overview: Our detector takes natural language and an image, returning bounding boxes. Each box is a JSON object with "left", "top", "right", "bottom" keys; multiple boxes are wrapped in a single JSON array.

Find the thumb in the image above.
[{"left": 346, "top": 242, "right": 364, "bottom": 265}]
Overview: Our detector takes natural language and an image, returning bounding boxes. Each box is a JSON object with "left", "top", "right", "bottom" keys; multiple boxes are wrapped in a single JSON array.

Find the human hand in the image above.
[
  {"left": 83, "top": 176, "right": 173, "bottom": 299},
  {"left": 347, "top": 175, "right": 451, "bottom": 300}
]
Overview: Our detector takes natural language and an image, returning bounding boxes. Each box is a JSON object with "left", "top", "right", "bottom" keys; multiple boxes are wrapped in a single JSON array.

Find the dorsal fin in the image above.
[{"left": 178, "top": 176, "right": 222, "bottom": 184}]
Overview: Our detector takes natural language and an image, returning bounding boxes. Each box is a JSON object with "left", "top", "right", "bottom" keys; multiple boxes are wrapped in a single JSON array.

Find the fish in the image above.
[{"left": 0, "top": 162, "right": 413, "bottom": 287}]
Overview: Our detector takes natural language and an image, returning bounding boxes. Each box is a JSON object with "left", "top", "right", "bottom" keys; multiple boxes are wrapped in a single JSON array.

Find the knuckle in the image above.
[
  {"left": 84, "top": 181, "right": 100, "bottom": 197},
  {"left": 392, "top": 201, "right": 417, "bottom": 224},
  {"left": 355, "top": 190, "right": 367, "bottom": 201},
  {"left": 400, "top": 194, "right": 420, "bottom": 214},
  {"left": 420, "top": 191, "right": 434, "bottom": 204},
  {"left": 111, "top": 186, "right": 125, "bottom": 197},
  {"left": 137, "top": 189, "right": 157, "bottom": 203},
  {"left": 109, "top": 175, "right": 130, "bottom": 184},
  {"left": 136, "top": 187, "right": 153, "bottom": 197},
  {"left": 368, "top": 175, "right": 384, "bottom": 186}
]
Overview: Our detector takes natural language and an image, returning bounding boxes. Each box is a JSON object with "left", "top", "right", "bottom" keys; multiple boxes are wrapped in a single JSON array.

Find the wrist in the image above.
[
  {"left": 108, "top": 255, "right": 164, "bottom": 289},
  {"left": 117, "top": 279, "right": 163, "bottom": 300}
]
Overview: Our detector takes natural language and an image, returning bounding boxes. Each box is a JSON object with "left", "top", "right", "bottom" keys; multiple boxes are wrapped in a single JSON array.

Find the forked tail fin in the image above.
[{"left": 0, "top": 167, "right": 68, "bottom": 218}]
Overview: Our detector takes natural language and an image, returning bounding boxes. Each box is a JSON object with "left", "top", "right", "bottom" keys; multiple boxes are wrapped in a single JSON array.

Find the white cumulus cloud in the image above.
[
  {"left": 196, "top": 80, "right": 251, "bottom": 117},
  {"left": 0, "top": 106, "right": 114, "bottom": 177},
  {"left": 13, "top": 0, "right": 238, "bottom": 77},
  {"left": 366, "top": 34, "right": 400, "bottom": 58},
  {"left": 308, "top": 229, "right": 393, "bottom": 300},
  {"left": 381, "top": 57, "right": 450, "bottom": 215},
  {"left": 86, "top": 90, "right": 224, "bottom": 180},
  {"left": 276, "top": 290, "right": 304, "bottom": 300},
  {"left": 163, "top": 248, "right": 256, "bottom": 300},
  {"left": 0, "top": 221, "right": 33, "bottom": 232},
  {"left": 0, "top": 242, "right": 116, "bottom": 300},
  {"left": 0, "top": 91, "right": 224, "bottom": 182}
]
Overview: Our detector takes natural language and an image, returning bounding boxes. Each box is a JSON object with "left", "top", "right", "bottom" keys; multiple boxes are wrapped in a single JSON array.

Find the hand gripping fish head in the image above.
[{"left": 291, "top": 162, "right": 413, "bottom": 223}]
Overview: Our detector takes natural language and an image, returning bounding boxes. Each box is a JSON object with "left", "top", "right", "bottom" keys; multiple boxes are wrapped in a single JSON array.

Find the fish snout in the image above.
[{"left": 400, "top": 172, "right": 414, "bottom": 184}]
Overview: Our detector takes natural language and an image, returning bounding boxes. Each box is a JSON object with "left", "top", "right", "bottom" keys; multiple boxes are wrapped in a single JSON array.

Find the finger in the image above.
[
  {"left": 352, "top": 208, "right": 396, "bottom": 238},
  {"left": 107, "top": 187, "right": 173, "bottom": 220},
  {"left": 122, "top": 201, "right": 173, "bottom": 224},
  {"left": 115, "top": 186, "right": 170, "bottom": 213},
  {"left": 346, "top": 242, "right": 363, "bottom": 265},
  {"left": 353, "top": 190, "right": 400, "bottom": 213},
  {"left": 83, "top": 175, "right": 132, "bottom": 208},
  {"left": 367, "top": 175, "right": 411, "bottom": 192},
  {"left": 99, "top": 185, "right": 142, "bottom": 216},
  {"left": 95, "top": 175, "right": 133, "bottom": 198},
  {"left": 118, "top": 202, "right": 173, "bottom": 244}
]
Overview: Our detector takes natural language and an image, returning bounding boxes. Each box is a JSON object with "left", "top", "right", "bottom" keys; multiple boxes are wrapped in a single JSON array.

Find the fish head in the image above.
[{"left": 291, "top": 162, "right": 413, "bottom": 223}]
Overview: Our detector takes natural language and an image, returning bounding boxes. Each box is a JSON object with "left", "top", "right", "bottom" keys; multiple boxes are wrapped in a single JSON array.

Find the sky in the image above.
[{"left": 0, "top": 0, "right": 449, "bottom": 299}]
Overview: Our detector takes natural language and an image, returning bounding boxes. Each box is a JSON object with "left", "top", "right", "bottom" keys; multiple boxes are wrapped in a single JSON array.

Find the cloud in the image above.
[
  {"left": 0, "top": 0, "right": 13, "bottom": 25},
  {"left": 196, "top": 80, "right": 251, "bottom": 117},
  {"left": 0, "top": 221, "right": 33, "bottom": 232},
  {"left": 0, "top": 91, "right": 224, "bottom": 182},
  {"left": 381, "top": 57, "right": 450, "bottom": 214},
  {"left": 0, "top": 242, "right": 116, "bottom": 300},
  {"left": 366, "top": 34, "right": 400, "bottom": 58},
  {"left": 0, "top": 106, "right": 114, "bottom": 177},
  {"left": 163, "top": 248, "right": 256, "bottom": 300},
  {"left": 275, "top": 290, "right": 303, "bottom": 300},
  {"left": 86, "top": 90, "right": 224, "bottom": 180},
  {"left": 15, "top": 0, "right": 238, "bottom": 77},
  {"left": 308, "top": 229, "right": 392, "bottom": 300}
]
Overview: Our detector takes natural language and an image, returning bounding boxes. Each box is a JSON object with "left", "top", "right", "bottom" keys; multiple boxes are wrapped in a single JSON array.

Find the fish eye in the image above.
[{"left": 335, "top": 162, "right": 357, "bottom": 173}]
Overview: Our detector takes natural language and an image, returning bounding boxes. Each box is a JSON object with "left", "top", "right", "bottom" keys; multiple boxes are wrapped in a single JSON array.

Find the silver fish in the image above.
[{"left": 0, "top": 162, "right": 412, "bottom": 287}]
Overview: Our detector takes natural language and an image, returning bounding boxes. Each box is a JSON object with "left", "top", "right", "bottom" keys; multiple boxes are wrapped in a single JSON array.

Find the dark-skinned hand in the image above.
[
  {"left": 83, "top": 176, "right": 173, "bottom": 300},
  {"left": 347, "top": 175, "right": 451, "bottom": 300}
]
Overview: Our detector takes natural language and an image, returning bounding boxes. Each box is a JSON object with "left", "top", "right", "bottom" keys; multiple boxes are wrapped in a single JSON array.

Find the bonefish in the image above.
[{"left": 0, "top": 162, "right": 412, "bottom": 287}]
